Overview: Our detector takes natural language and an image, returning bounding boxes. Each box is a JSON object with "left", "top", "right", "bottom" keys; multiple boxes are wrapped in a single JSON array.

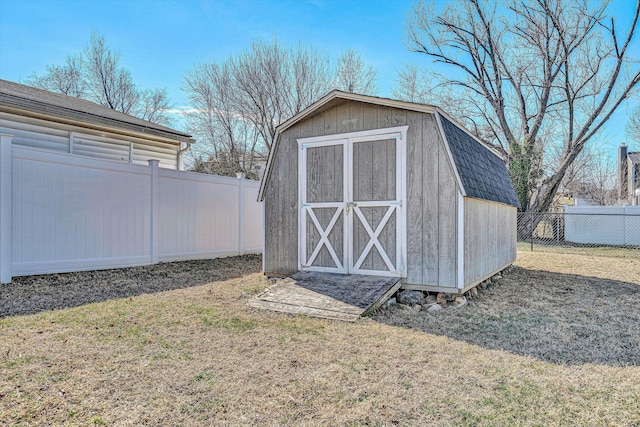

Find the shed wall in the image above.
[
  {"left": 264, "top": 100, "right": 459, "bottom": 287},
  {"left": 463, "top": 197, "right": 516, "bottom": 287}
]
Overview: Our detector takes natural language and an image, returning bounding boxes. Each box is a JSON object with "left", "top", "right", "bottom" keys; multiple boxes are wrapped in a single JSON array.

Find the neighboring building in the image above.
[
  {"left": 618, "top": 142, "right": 640, "bottom": 205},
  {"left": 259, "top": 90, "right": 519, "bottom": 295},
  {"left": 247, "top": 152, "right": 269, "bottom": 180},
  {"left": 0, "top": 79, "right": 194, "bottom": 169}
]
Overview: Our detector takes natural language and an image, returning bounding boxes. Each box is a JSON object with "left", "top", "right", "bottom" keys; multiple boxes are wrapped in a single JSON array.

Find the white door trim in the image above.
[
  {"left": 298, "top": 139, "right": 348, "bottom": 274},
  {"left": 298, "top": 126, "right": 408, "bottom": 277}
]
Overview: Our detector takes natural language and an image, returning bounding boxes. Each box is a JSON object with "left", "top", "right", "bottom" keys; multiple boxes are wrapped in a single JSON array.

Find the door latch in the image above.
[{"left": 345, "top": 201, "right": 358, "bottom": 213}]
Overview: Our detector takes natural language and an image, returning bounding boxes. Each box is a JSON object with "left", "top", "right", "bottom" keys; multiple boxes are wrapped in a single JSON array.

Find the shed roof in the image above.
[
  {"left": 258, "top": 90, "right": 518, "bottom": 207},
  {"left": 439, "top": 115, "right": 520, "bottom": 207},
  {"left": 0, "top": 79, "right": 194, "bottom": 144}
]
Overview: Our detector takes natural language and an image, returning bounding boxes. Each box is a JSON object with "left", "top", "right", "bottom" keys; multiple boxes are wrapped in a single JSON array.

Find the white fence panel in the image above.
[
  {"left": 564, "top": 205, "right": 640, "bottom": 246},
  {"left": 241, "top": 179, "right": 262, "bottom": 253},
  {"left": 0, "top": 138, "right": 262, "bottom": 282},
  {"left": 158, "top": 169, "right": 243, "bottom": 262},
  {"left": 11, "top": 146, "right": 152, "bottom": 275}
]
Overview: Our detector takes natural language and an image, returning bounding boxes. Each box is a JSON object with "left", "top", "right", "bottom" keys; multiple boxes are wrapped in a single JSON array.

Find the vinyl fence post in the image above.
[
  {"left": 0, "top": 134, "right": 13, "bottom": 284},
  {"left": 149, "top": 160, "right": 160, "bottom": 264},
  {"left": 237, "top": 173, "right": 246, "bottom": 256}
]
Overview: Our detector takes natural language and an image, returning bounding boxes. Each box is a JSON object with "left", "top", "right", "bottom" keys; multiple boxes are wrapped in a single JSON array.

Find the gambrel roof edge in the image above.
[{"left": 258, "top": 90, "right": 517, "bottom": 207}]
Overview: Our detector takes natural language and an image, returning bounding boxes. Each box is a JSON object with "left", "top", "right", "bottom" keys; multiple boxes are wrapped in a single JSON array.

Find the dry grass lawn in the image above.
[{"left": 1, "top": 252, "right": 639, "bottom": 426}]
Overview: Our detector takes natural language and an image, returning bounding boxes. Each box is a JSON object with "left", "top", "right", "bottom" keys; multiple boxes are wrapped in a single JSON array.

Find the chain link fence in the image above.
[{"left": 517, "top": 210, "right": 640, "bottom": 257}]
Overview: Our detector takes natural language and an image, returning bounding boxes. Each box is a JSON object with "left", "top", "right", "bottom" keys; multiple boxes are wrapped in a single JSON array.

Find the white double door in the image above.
[{"left": 298, "top": 126, "right": 407, "bottom": 277}]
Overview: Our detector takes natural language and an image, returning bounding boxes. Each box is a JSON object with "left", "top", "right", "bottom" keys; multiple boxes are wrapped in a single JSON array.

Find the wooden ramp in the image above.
[{"left": 249, "top": 271, "right": 402, "bottom": 322}]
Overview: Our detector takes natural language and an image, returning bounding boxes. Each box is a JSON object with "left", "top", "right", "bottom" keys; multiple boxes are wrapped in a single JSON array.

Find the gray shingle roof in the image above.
[
  {"left": 0, "top": 79, "right": 193, "bottom": 143},
  {"left": 439, "top": 114, "right": 520, "bottom": 207}
]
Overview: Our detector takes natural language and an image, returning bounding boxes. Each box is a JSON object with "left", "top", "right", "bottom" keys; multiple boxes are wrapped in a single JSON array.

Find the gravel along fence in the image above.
[{"left": 517, "top": 211, "right": 640, "bottom": 257}]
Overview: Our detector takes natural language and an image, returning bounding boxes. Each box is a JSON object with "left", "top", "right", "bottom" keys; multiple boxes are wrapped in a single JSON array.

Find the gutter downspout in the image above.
[{"left": 177, "top": 141, "right": 192, "bottom": 171}]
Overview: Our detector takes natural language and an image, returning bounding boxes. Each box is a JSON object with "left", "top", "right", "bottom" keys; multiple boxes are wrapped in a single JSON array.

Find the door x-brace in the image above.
[
  {"left": 304, "top": 207, "right": 343, "bottom": 270},
  {"left": 352, "top": 205, "right": 398, "bottom": 273}
]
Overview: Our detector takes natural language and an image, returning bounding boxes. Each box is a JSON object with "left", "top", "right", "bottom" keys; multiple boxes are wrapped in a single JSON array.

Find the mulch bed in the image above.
[{"left": 0, "top": 255, "right": 262, "bottom": 318}]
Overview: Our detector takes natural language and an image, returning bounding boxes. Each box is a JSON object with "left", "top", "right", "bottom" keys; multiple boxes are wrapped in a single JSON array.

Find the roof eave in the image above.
[{"left": 0, "top": 101, "right": 195, "bottom": 145}]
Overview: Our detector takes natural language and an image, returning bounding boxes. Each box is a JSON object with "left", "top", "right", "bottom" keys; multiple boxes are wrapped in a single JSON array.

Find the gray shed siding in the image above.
[
  {"left": 263, "top": 100, "right": 460, "bottom": 287},
  {"left": 463, "top": 197, "right": 517, "bottom": 287}
]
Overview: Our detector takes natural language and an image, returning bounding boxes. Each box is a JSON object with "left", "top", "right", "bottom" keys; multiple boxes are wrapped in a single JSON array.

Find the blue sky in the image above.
[
  {"left": 0, "top": 0, "right": 638, "bottom": 160},
  {"left": 0, "top": 0, "right": 415, "bottom": 106}
]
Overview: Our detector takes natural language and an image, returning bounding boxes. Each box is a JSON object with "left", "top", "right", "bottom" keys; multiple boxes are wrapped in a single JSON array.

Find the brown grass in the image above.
[
  {"left": 374, "top": 251, "right": 640, "bottom": 366},
  {"left": 517, "top": 242, "right": 640, "bottom": 258},
  {"left": 1, "top": 252, "right": 639, "bottom": 426}
]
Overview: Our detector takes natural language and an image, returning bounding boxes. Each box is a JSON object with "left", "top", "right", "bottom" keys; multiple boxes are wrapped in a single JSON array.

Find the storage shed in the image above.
[{"left": 258, "top": 91, "right": 519, "bottom": 294}]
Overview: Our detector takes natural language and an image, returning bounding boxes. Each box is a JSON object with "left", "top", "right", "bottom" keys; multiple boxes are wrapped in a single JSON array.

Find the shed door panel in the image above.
[
  {"left": 301, "top": 144, "right": 346, "bottom": 272},
  {"left": 306, "top": 145, "right": 343, "bottom": 202},
  {"left": 350, "top": 138, "right": 399, "bottom": 275},
  {"left": 305, "top": 208, "right": 344, "bottom": 268},
  {"left": 299, "top": 126, "right": 406, "bottom": 277},
  {"left": 353, "top": 139, "right": 396, "bottom": 201}
]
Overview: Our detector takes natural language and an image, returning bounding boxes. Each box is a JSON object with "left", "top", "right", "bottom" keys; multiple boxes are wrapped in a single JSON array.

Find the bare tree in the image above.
[
  {"left": 137, "top": 88, "right": 172, "bottom": 127},
  {"left": 26, "top": 32, "right": 171, "bottom": 125},
  {"left": 558, "top": 143, "right": 617, "bottom": 205},
  {"left": 334, "top": 48, "right": 378, "bottom": 95},
  {"left": 183, "top": 39, "right": 380, "bottom": 177},
  {"left": 82, "top": 32, "right": 139, "bottom": 114},
  {"left": 229, "top": 39, "right": 333, "bottom": 150},
  {"left": 27, "top": 54, "right": 85, "bottom": 97},
  {"left": 391, "top": 63, "right": 432, "bottom": 103},
  {"left": 404, "top": 0, "right": 640, "bottom": 213},
  {"left": 183, "top": 60, "right": 262, "bottom": 177},
  {"left": 627, "top": 105, "right": 640, "bottom": 143},
  {"left": 183, "top": 38, "right": 354, "bottom": 176},
  {"left": 586, "top": 159, "right": 617, "bottom": 205}
]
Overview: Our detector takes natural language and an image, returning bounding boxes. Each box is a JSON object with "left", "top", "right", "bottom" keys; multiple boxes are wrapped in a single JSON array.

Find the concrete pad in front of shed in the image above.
[{"left": 249, "top": 271, "right": 401, "bottom": 322}]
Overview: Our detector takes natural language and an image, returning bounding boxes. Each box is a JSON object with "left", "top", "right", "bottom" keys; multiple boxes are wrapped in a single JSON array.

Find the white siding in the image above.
[
  {"left": 73, "top": 133, "right": 131, "bottom": 163},
  {"left": 0, "top": 118, "right": 70, "bottom": 152},
  {"left": 0, "top": 112, "right": 179, "bottom": 169},
  {"left": 132, "top": 140, "right": 178, "bottom": 169}
]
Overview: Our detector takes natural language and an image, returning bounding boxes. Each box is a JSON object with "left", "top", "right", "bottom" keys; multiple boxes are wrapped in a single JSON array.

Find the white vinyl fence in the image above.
[
  {"left": 564, "top": 205, "right": 640, "bottom": 246},
  {"left": 0, "top": 135, "right": 262, "bottom": 283}
]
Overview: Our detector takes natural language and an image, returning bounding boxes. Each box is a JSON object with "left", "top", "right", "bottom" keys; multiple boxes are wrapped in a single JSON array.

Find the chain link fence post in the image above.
[{"left": 530, "top": 212, "right": 534, "bottom": 252}]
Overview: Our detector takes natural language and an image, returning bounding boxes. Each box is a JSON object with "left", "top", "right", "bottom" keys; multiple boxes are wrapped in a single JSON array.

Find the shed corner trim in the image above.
[{"left": 434, "top": 111, "right": 467, "bottom": 197}]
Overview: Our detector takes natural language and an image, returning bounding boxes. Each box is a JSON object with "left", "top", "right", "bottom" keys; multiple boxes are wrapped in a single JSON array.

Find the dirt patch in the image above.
[
  {"left": 373, "top": 252, "right": 640, "bottom": 366},
  {"left": 0, "top": 255, "right": 261, "bottom": 318}
]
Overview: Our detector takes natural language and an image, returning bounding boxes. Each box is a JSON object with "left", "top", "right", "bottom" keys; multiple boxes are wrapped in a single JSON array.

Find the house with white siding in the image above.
[{"left": 0, "top": 79, "right": 194, "bottom": 169}]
